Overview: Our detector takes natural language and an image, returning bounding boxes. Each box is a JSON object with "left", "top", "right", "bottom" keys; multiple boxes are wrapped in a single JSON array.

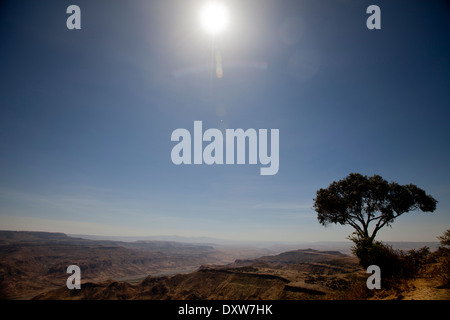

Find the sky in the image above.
[{"left": 0, "top": 0, "right": 449, "bottom": 243}]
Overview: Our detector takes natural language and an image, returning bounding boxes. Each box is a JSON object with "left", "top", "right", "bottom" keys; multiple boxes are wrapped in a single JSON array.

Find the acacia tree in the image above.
[{"left": 313, "top": 173, "right": 437, "bottom": 246}]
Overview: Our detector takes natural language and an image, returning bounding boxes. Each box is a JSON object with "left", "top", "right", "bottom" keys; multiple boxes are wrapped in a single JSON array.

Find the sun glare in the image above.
[{"left": 200, "top": 2, "right": 229, "bottom": 35}]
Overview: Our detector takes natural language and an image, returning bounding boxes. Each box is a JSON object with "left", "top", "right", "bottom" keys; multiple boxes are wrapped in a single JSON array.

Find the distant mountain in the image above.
[
  {"left": 69, "top": 233, "right": 441, "bottom": 254},
  {"left": 69, "top": 233, "right": 222, "bottom": 246},
  {"left": 0, "top": 230, "right": 77, "bottom": 243},
  {"left": 232, "top": 248, "right": 349, "bottom": 267}
]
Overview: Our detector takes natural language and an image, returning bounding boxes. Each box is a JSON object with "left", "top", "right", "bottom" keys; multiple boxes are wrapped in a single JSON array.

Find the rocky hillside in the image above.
[{"left": 34, "top": 248, "right": 363, "bottom": 300}]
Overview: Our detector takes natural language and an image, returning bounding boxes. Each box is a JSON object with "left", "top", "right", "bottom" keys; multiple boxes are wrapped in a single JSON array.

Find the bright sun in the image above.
[{"left": 200, "top": 2, "right": 229, "bottom": 35}]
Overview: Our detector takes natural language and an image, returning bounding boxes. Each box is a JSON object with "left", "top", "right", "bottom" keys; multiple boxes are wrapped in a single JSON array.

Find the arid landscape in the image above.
[
  {"left": 0, "top": 230, "right": 232, "bottom": 299},
  {"left": 1, "top": 230, "right": 448, "bottom": 300},
  {"left": 33, "top": 248, "right": 362, "bottom": 300},
  {"left": 0, "top": 230, "right": 277, "bottom": 299}
]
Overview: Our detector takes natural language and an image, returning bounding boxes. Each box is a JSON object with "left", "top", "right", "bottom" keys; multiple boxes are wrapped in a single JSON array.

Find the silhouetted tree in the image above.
[{"left": 313, "top": 173, "right": 437, "bottom": 246}]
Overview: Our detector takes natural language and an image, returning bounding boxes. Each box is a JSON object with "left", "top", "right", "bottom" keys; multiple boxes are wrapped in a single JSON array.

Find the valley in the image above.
[
  {"left": 0, "top": 230, "right": 271, "bottom": 299},
  {"left": 2, "top": 230, "right": 446, "bottom": 300},
  {"left": 33, "top": 247, "right": 364, "bottom": 300}
]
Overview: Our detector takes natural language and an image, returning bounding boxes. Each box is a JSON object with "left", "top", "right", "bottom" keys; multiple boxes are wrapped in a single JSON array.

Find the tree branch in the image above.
[{"left": 347, "top": 219, "right": 366, "bottom": 238}]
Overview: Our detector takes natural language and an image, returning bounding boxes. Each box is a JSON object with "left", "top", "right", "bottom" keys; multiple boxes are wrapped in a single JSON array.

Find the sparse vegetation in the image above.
[
  {"left": 335, "top": 230, "right": 450, "bottom": 299},
  {"left": 327, "top": 273, "right": 374, "bottom": 300},
  {"left": 427, "top": 230, "right": 450, "bottom": 289}
]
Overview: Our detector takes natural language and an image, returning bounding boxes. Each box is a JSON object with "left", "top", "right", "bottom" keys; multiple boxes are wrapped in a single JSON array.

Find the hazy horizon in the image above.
[
  {"left": 0, "top": 228, "right": 442, "bottom": 253},
  {"left": 0, "top": 227, "right": 444, "bottom": 247}
]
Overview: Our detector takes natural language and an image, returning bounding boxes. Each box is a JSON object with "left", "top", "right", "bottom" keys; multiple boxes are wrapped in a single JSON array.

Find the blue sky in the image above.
[{"left": 1, "top": 0, "right": 449, "bottom": 242}]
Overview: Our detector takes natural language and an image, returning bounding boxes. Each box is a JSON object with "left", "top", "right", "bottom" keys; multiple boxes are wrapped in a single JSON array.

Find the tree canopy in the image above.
[{"left": 313, "top": 173, "right": 437, "bottom": 244}]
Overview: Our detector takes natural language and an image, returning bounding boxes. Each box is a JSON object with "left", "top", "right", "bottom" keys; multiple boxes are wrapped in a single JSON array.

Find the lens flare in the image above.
[{"left": 215, "top": 49, "right": 223, "bottom": 78}]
